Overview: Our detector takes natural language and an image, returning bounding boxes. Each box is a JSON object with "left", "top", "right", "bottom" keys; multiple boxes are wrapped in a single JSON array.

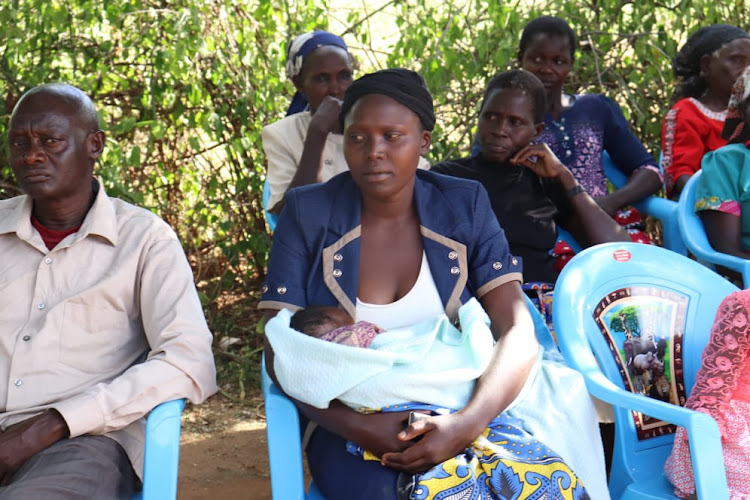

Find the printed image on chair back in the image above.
[{"left": 592, "top": 286, "right": 689, "bottom": 440}]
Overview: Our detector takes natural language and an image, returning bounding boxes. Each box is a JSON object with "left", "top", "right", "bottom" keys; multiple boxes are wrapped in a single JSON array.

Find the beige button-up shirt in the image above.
[{"left": 0, "top": 181, "right": 217, "bottom": 477}]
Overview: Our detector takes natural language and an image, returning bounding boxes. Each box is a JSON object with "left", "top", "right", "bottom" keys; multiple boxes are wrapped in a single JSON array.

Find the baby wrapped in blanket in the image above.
[{"left": 266, "top": 297, "right": 494, "bottom": 412}]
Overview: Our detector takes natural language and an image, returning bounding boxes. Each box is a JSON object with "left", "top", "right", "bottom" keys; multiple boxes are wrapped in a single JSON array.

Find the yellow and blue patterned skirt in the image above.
[{"left": 346, "top": 403, "right": 589, "bottom": 500}]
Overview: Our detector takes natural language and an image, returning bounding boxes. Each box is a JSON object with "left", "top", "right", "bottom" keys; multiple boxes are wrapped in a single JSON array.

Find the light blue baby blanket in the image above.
[{"left": 265, "top": 298, "right": 494, "bottom": 411}]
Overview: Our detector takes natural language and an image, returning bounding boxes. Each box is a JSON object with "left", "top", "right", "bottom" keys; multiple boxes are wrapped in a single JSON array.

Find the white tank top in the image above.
[{"left": 356, "top": 251, "right": 445, "bottom": 330}]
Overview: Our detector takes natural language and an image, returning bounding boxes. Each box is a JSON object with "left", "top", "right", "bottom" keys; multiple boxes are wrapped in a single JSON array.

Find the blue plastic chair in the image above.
[
  {"left": 132, "top": 398, "right": 186, "bottom": 500},
  {"left": 553, "top": 242, "right": 734, "bottom": 499},
  {"left": 677, "top": 170, "right": 750, "bottom": 287},
  {"left": 261, "top": 296, "right": 558, "bottom": 499},
  {"left": 263, "top": 178, "right": 278, "bottom": 232},
  {"left": 553, "top": 153, "right": 684, "bottom": 256},
  {"left": 602, "top": 152, "right": 685, "bottom": 255}
]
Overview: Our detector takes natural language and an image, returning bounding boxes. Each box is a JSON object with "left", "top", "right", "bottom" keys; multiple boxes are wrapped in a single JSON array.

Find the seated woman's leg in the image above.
[{"left": 307, "top": 425, "right": 400, "bottom": 500}]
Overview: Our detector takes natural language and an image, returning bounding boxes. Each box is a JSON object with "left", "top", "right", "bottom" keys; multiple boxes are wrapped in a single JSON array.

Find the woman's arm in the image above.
[
  {"left": 381, "top": 281, "right": 538, "bottom": 472},
  {"left": 594, "top": 167, "right": 663, "bottom": 215},
  {"left": 512, "top": 143, "right": 630, "bottom": 247},
  {"left": 262, "top": 310, "right": 413, "bottom": 457},
  {"left": 700, "top": 210, "right": 749, "bottom": 259},
  {"left": 269, "top": 97, "right": 343, "bottom": 214}
]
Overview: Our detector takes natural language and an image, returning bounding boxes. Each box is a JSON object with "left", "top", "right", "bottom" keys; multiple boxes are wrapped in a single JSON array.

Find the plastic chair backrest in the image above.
[
  {"left": 263, "top": 178, "right": 278, "bottom": 232},
  {"left": 132, "top": 398, "right": 186, "bottom": 500},
  {"left": 603, "top": 152, "right": 686, "bottom": 255},
  {"left": 553, "top": 152, "right": 684, "bottom": 256},
  {"left": 678, "top": 170, "right": 750, "bottom": 287},
  {"left": 261, "top": 297, "right": 558, "bottom": 500},
  {"left": 554, "top": 242, "right": 733, "bottom": 499}
]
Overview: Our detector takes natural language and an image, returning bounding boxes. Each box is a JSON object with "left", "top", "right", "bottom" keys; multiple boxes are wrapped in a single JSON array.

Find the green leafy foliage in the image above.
[{"left": 0, "top": 0, "right": 747, "bottom": 394}]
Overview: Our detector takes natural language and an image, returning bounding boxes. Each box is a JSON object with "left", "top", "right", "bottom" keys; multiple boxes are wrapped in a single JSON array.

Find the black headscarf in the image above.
[
  {"left": 339, "top": 69, "right": 435, "bottom": 131},
  {"left": 672, "top": 24, "right": 750, "bottom": 102}
]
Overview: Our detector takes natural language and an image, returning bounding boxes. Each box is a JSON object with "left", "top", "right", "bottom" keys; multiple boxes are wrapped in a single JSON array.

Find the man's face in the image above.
[{"left": 9, "top": 93, "right": 102, "bottom": 203}]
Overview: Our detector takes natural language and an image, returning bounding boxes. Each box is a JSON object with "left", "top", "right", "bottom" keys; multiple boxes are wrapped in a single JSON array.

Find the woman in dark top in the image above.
[{"left": 434, "top": 70, "right": 629, "bottom": 284}]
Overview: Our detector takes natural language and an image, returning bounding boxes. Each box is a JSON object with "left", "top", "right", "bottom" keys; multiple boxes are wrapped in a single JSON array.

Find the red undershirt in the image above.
[{"left": 31, "top": 216, "right": 81, "bottom": 250}]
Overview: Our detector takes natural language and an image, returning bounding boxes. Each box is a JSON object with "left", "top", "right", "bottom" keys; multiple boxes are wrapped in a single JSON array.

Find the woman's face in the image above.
[
  {"left": 344, "top": 94, "right": 431, "bottom": 200},
  {"left": 294, "top": 46, "right": 353, "bottom": 113},
  {"left": 520, "top": 33, "right": 573, "bottom": 97},
  {"left": 478, "top": 88, "right": 543, "bottom": 164},
  {"left": 702, "top": 38, "right": 750, "bottom": 100}
]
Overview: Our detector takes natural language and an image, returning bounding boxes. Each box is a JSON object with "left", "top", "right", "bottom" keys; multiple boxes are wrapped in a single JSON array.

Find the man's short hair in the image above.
[{"left": 12, "top": 83, "right": 100, "bottom": 131}]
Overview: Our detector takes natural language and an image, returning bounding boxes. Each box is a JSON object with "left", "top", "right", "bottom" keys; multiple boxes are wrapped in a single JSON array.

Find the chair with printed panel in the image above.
[{"left": 553, "top": 242, "right": 733, "bottom": 499}]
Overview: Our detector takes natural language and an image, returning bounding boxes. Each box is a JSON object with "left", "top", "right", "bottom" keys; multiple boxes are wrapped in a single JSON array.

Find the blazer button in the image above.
[
  {"left": 450, "top": 266, "right": 460, "bottom": 275},
  {"left": 493, "top": 261, "right": 503, "bottom": 270},
  {"left": 512, "top": 258, "right": 518, "bottom": 266},
  {"left": 448, "top": 251, "right": 458, "bottom": 260},
  {"left": 333, "top": 269, "right": 343, "bottom": 278},
  {"left": 261, "top": 283, "right": 269, "bottom": 293},
  {"left": 277, "top": 286, "right": 287, "bottom": 295},
  {"left": 333, "top": 253, "right": 343, "bottom": 262}
]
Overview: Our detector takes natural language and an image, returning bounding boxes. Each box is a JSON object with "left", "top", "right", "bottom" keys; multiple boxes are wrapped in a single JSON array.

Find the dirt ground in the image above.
[{"left": 178, "top": 392, "right": 273, "bottom": 500}]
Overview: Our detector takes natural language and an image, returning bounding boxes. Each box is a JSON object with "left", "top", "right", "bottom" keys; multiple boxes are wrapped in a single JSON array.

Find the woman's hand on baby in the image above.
[
  {"left": 510, "top": 143, "right": 570, "bottom": 181},
  {"left": 379, "top": 413, "right": 478, "bottom": 473},
  {"left": 309, "top": 96, "right": 344, "bottom": 135},
  {"left": 349, "top": 411, "right": 414, "bottom": 458}
]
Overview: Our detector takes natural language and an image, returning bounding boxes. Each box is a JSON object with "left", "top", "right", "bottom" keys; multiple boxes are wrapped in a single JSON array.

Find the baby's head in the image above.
[
  {"left": 290, "top": 306, "right": 354, "bottom": 337},
  {"left": 477, "top": 69, "right": 547, "bottom": 164}
]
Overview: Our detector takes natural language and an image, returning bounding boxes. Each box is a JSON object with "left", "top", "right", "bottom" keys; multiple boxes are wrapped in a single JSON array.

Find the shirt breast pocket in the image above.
[{"left": 60, "top": 301, "right": 144, "bottom": 374}]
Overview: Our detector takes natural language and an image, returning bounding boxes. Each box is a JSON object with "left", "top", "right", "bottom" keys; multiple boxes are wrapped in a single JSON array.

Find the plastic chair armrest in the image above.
[
  {"left": 136, "top": 398, "right": 186, "bottom": 500},
  {"left": 261, "top": 358, "right": 307, "bottom": 500}
]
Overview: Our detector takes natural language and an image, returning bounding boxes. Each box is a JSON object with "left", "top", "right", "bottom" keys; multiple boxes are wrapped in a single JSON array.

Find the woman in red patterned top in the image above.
[{"left": 662, "top": 24, "right": 750, "bottom": 198}]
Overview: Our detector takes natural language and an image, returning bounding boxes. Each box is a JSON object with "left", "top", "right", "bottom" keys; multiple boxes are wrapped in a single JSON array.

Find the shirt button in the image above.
[
  {"left": 332, "top": 269, "right": 343, "bottom": 278},
  {"left": 14, "top": 379, "right": 22, "bottom": 387},
  {"left": 23, "top": 335, "right": 31, "bottom": 342},
  {"left": 450, "top": 266, "right": 460, "bottom": 275},
  {"left": 277, "top": 286, "right": 287, "bottom": 295},
  {"left": 44, "top": 257, "right": 53, "bottom": 264},
  {"left": 566, "top": 150, "right": 572, "bottom": 156},
  {"left": 37, "top": 303, "right": 45, "bottom": 310},
  {"left": 493, "top": 261, "right": 503, "bottom": 270},
  {"left": 448, "top": 251, "right": 458, "bottom": 260},
  {"left": 333, "top": 253, "right": 343, "bottom": 262}
]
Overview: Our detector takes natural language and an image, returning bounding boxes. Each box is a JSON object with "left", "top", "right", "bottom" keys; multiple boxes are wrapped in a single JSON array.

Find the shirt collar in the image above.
[
  {"left": 327, "top": 170, "right": 461, "bottom": 238},
  {"left": 0, "top": 177, "right": 119, "bottom": 247}
]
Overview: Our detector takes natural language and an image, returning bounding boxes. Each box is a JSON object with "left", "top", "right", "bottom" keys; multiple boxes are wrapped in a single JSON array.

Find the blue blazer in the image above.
[{"left": 259, "top": 170, "right": 522, "bottom": 321}]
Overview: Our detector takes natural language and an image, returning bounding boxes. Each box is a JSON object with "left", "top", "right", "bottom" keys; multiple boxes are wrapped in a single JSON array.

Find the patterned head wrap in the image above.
[
  {"left": 723, "top": 66, "right": 750, "bottom": 144},
  {"left": 339, "top": 68, "right": 436, "bottom": 131},
  {"left": 284, "top": 30, "right": 349, "bottom": 116},
  {"left": 672, "top": 24, "right": 750, "bottom": 101}
]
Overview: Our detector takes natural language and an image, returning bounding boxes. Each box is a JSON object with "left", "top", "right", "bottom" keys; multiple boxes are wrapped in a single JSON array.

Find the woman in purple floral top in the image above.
[{"left": 518, "top": 16, "right": 663, "bottom": 256}]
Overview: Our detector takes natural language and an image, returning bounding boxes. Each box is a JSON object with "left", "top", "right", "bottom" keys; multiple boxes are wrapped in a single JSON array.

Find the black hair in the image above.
[
  {"left": 518, "top": 16, "right": 577, "bottom": 62},
  {"left": 290, "top": 306, "right": 345, "bottom": 335},
  {"left": 11, "top": 83, "right": 101, "bottom": 131},
  {"left": 482, "top": 70, "right": 547, "bottom": 123},
  {"left": 672, "top": 24, "right": 750, "bottom": 103}
]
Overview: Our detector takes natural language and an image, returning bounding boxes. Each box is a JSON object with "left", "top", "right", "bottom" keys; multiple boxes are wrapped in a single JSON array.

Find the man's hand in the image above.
[
  {"left": 380, "top": 412, "right": 480, "bottom": 473},
  {"left": 0, "top": 410, "right": 69, "bottom": 485},
  {"left": 308, "top": 96, "right": 344, "bottom": 136}
]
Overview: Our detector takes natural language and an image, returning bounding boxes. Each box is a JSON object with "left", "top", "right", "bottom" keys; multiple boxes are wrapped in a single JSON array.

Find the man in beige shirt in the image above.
[{"left": 0, "top": 83, "right": 217, "bottom": 498}]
